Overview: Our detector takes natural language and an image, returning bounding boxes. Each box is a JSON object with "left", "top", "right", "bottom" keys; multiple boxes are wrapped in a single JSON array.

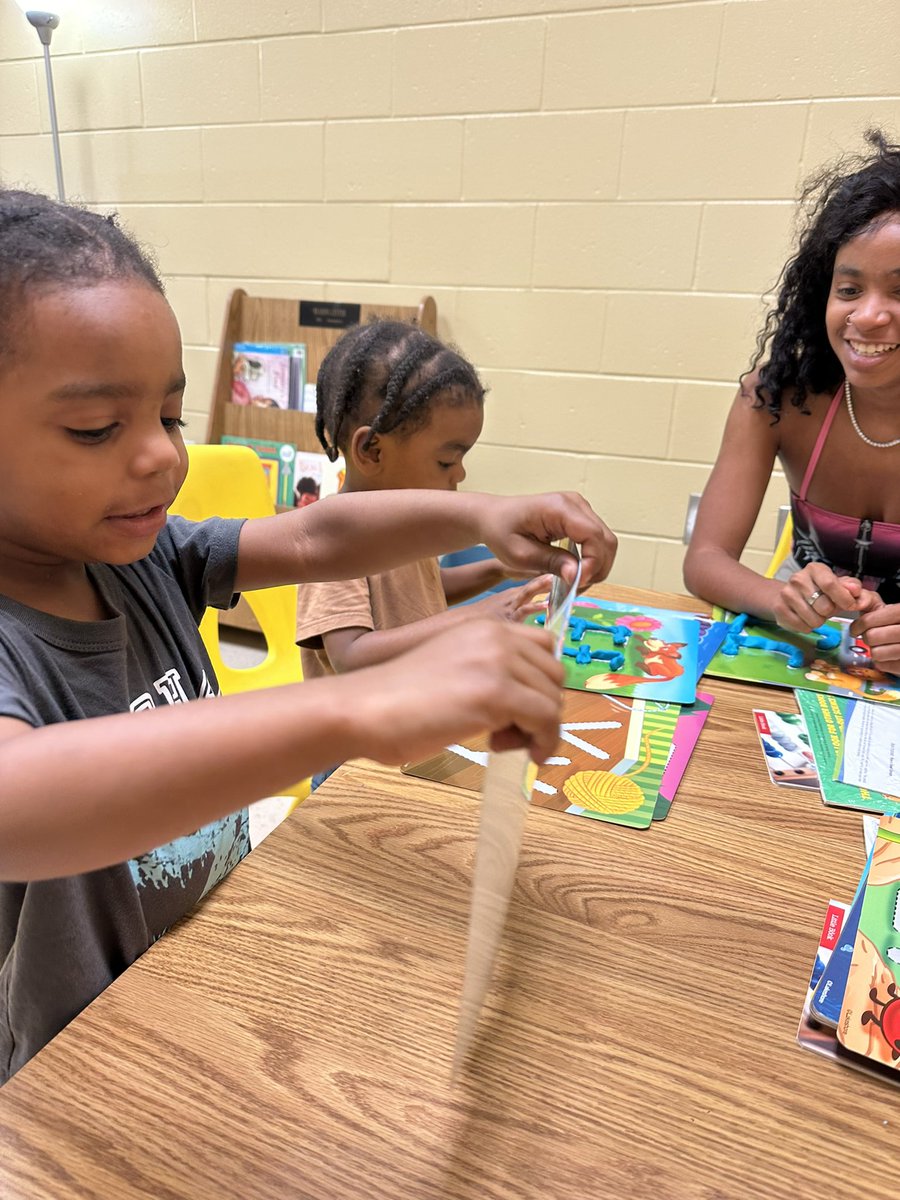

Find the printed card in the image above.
[
  {"left": 835, "top": 698, "right": 900, "bottom": 797},
  {"left": 752, "top": 709, "right": 819, "bottom": 790},
  {"left": 796, "top": 691, "right": 900, "bottom": 815}
]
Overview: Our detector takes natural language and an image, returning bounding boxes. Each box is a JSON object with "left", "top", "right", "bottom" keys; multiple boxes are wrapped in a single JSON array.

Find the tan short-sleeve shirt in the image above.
[{"left": 296, "top": 557, "right": 447, "bottom": 679}]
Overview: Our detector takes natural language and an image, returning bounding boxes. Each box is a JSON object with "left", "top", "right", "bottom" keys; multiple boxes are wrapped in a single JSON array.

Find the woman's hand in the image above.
[
  {"left": 771, "top": 564, "right": 881, "bottom": 632},
  {"left": 851, "top": 604, "right": 900, "bottom": 674},
  {"left": 477, "top": 492, "right": 617, "bottom": 588}
]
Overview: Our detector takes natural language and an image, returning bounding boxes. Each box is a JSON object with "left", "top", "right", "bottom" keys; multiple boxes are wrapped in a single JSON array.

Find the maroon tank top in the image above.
[{"left": 790, "top": 384, "right": 900, "bottom": 601}]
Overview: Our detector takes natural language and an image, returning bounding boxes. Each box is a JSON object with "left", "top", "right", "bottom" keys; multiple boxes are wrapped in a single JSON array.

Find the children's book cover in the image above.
[
  {"left": 653, "top": 692, "right": 714, "bottom": 820},
  {"left": 797, "top": 900, "right": 850, "bottom": 1060},
  {"left": 221, "top": 435, "right": 296, "bottom": 507},
  {"left": 705, "top": 612, "right": 900, "bottom": 704},
  {"left": 530, "top": 598, "right": 699, "bottom": 705},
  {"left": 810, "top": 849, "right": 872, "bottom": 1028},
  {"left": 795, "top": 691, "right": 900, "bottom": 816},
  {"left": 797, "top": 897, "right": 900, "bottom": 1086},
  {"left": 402, "top": 689, "right": 679, "bottom": 830},
  {"left": 292, "top": 451, "right": 345, "bottom": 507},
  {"left": 751, "top": 708, "right": 819, "bottom": 790},
  {"left": 838, "top": 815, "right": 900, "bottom": 1068},
  {"left": 231, "top": 342, "right": 292, "bottom": 410},
  {"left": 287, "top": 344, "right": 307, "bottom": 412},
  {"left": 801, "top": 897, "right": 854, "bottom": 1056}
]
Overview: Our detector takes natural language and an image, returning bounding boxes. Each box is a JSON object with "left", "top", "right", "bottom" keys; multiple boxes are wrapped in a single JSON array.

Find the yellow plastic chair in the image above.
[
  {"left": 765, "top": 511, "right": 794, "bottom": 579},
  {"left": 170, "top": 443, "right": 310, "bottom": 804}
]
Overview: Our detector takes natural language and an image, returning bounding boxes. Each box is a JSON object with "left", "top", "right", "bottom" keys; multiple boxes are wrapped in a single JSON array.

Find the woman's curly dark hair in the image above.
[{"left": 750, "top": 129, "right": 900, "bottom": 419}]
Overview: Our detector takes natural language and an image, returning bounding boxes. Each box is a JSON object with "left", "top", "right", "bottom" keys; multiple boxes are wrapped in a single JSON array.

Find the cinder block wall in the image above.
[{"left": 1, "top": 1, "right": 898, "bottom": 590}]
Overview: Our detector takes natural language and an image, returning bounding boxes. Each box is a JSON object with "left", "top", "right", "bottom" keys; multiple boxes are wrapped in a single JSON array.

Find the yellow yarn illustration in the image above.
[{"left": 563, "top": 770, "right": 644, "bottom": 814}]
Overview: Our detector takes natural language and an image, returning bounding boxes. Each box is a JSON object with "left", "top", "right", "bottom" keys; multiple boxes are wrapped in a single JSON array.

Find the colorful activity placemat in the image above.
[
  {"left": 695, "top": 617, "right": 729, "bottom": 679},
  {"left": 531, "top": 598, "right": 699, "bottom": 705},
  {"left": 796, "top": 691, "right": 900, "bottom": 816},
  {"left": 403, "top": 689, "right": 680, "bottom": 830},
  {"left": 705, "top": 612, "right": 900, "bottom": 704},
  {"left": 654, "top": 692, "right": 714, "bottom": 820}
]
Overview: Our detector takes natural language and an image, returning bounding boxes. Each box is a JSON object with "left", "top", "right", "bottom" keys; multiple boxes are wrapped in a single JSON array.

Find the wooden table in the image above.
[{"left": 0, "top": 586, "right": 892, "bottom": 1199}]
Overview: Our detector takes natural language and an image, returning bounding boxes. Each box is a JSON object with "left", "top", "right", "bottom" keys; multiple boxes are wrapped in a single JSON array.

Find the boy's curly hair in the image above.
[
  {"left": 0, "top": 188, "right": 162, "bottom": 362},
  {"left": 315, "top": 319, "right": 485, "bottom": 463},
  {"left": 751, "top": 129, "right": 900, "bottom": 418}
]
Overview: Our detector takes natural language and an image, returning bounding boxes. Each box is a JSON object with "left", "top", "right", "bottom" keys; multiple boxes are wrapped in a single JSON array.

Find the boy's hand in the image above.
[
  {"left": 477, "top": 492, "right": 616, "bottom": 588},
  {"left": 468, "top": 575, "right": 552, "bottom": 623},
  {"left": 353, "top": 620, "right": 564, "bottom": 767}
]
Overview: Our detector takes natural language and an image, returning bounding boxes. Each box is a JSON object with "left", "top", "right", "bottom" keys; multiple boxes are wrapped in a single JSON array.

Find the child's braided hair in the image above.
[
  {"left": 315, "top": 319, "right": 485, "bottom": 463},
  {"left": 0, "top": 188, "right": 162, "bottom": 363}
]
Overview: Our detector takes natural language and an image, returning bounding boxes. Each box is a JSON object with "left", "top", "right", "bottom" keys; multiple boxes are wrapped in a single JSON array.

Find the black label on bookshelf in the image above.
[{"left": 299, "top": 301, "right": 362, "bottom": 329}]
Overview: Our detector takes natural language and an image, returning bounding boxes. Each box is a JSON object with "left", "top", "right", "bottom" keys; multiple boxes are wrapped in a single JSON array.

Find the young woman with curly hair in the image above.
[{"left": 684, "top": 130, "right": 900, "bottom": 673}]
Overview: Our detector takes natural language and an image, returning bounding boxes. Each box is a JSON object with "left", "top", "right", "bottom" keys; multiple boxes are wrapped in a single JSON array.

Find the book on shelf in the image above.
[
  {"left": 231, "top": 342, "right": 307, "bottom": 411},
  {"left": 221, "top": 436, "right": 345, "bottom": 509},
  {"left": 221, "top": 435, "right": 297, "bottom": 507},
  {"left": 293, "top": 449, "right": 345, "bottom": 506}
]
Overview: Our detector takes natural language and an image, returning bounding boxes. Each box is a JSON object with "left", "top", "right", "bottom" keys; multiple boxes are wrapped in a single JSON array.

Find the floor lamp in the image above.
[{"left": 15, "top": 5, "right": 65, "bottom": 201}]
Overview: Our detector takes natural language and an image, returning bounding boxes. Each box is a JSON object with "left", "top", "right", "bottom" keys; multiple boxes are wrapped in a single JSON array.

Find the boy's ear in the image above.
[{"left": 349, "top": 425, "right": 382, "bottom": 476}]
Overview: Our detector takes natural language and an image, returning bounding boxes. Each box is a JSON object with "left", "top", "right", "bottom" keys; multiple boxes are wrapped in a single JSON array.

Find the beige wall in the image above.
[{"left": 1, "top": 0, "right": 898, "bottom": 590}]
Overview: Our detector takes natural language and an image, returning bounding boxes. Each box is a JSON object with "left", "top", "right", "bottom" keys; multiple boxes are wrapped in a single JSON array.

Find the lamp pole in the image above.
[{"left": 19, "top": 9, "right": 65, "bottom": 201}]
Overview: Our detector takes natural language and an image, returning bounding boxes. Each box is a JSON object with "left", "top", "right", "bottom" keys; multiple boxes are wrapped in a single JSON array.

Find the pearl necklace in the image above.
[{"left": 844, "top": 379, "right": 900, "bottom": 449}]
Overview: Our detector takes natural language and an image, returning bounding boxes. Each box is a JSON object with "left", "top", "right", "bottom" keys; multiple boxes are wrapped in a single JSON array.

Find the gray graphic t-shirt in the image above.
[{"left": 0, "top": 515, "right": 249, "bottom": 1084}]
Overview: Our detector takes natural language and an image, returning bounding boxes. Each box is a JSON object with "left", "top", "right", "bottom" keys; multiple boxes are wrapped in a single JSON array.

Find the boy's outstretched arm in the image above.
[
  {"left": 0, "top": 622, "right": 561, "bottom": 883},
  {"left": 235, "top": 490, "right": 615, "bottom": 592}
]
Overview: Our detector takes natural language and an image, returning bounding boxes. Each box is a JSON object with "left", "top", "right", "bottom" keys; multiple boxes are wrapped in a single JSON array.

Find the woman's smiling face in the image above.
[{"left": 826, "top": 215, "right": 900, "bottom": 393}]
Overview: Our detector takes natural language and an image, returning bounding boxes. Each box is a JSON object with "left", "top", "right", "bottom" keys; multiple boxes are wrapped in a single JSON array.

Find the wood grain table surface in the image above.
[{"left": 0, "top": 585, "right": 892, "bottom": 1200}]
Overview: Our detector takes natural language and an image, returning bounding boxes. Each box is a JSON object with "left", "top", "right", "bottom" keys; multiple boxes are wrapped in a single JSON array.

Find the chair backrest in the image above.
[
  {"left": 170, "top": 445, "right": 303, "bottom": 695},
  {"left": 171, "top": 443, "right": 275, "bottom": 523},
  {"left": 764, "top": 510, "right": 794, "bottom": 579}
]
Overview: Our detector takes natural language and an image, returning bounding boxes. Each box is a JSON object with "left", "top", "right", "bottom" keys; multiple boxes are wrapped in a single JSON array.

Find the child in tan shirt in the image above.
[{"left": 297, "top": 321, "right": 550, "bottom": 784}]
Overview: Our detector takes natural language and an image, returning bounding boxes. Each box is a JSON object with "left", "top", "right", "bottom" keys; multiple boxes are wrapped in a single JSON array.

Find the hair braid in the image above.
[
  {"left": 365, "top": 360, "right": 481, "bottom": 447},
  {"left": 316, "top": 321, "right": 387, "bottom": 460},
  {"left": 363, "top": 338, "right": 435, "bottom": 444},
  {"left": 316, "top": 319, "right": 485, "bottom": 459}
]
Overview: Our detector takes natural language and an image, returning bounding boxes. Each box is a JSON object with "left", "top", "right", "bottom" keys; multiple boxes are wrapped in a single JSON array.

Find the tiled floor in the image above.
[{"left": 219, "top": 626, "right": 268, "bottom": 670}]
